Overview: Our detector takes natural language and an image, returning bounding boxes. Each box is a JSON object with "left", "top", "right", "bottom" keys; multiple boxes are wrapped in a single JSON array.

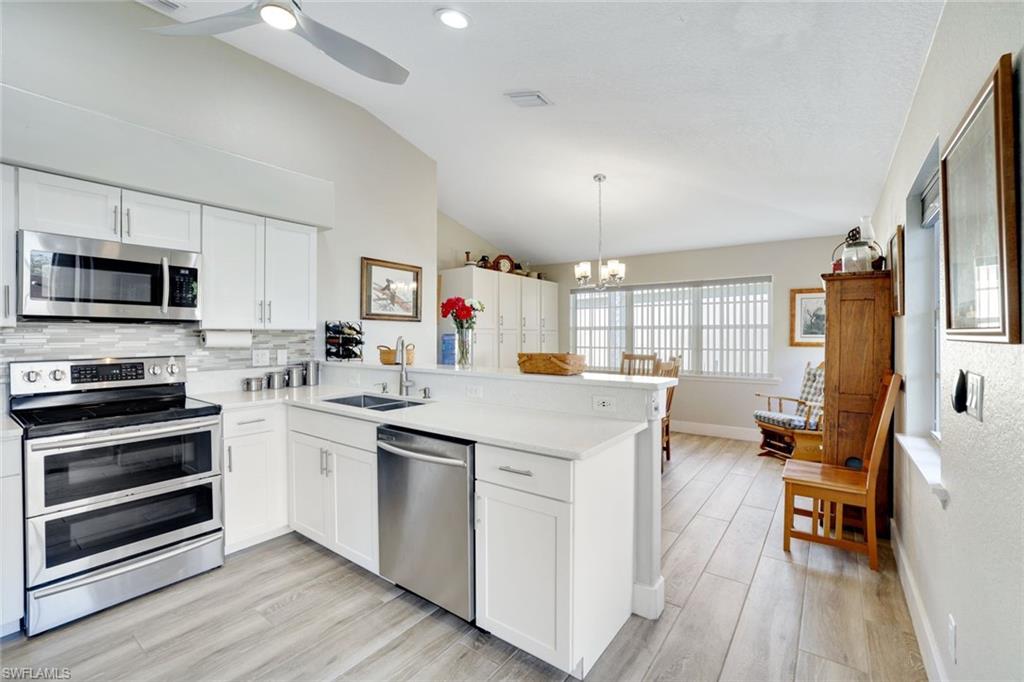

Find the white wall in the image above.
[
  {"left": 537, "top": 235, "right": 836, "bottom": 437},
  {"left": 437, "top": 211, "right": 498, "bottom": 271},
  {"left": 869, "top": 3, "right": 1024, "bottom": 679},
  {"left": 0, "top": 1, "right": 438, "bottom": 357}
]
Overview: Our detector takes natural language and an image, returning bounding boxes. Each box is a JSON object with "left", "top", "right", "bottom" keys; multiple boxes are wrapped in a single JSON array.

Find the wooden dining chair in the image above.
[
  {"left": 781, "top": 371, "right": 901, "bottom": 571},
  {"left": 656, "top": 358, "right": 681, "bottom": 465},
  {"left": 620, "top": 353, "right": 657, "bottom": 376}
]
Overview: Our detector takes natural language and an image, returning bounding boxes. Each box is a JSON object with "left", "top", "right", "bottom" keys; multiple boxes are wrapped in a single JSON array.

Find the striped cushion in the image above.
[{"left": 754, "top": 409, "right": 819, "bottom": 431}]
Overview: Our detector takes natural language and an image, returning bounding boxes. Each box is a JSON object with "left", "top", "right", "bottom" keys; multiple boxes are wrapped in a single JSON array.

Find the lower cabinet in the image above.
[
  {"left": 473, "top": 329, "right": 498, "bottom": 369},
  {"left": 288, "top": 431, "right": 333, "bottom": 547},
  {"left": 540, "top": 331, "right": 559, "bottom": 353},
  {"left": 1, "top": 471, "right": 23, "bottom": 636},
  {"left": 521, "top": 330, "right": 541, "bottom": 354},
  {"left": 327, "top": 443, "right": 378, "bottom": 572},
  {"left": 223, "top": 407, "right": 288, "bottom": 553}
]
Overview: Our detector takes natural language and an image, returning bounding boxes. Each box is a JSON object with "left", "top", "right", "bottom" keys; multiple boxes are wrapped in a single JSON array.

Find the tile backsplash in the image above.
[{"left": 0, "top": 321, "right": 313, "bottom": 382}]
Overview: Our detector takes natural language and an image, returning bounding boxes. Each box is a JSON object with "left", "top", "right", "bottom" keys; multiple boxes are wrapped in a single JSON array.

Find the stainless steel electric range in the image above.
[{"left": 9, "top": 356, "right": 224, "bottom": 635}]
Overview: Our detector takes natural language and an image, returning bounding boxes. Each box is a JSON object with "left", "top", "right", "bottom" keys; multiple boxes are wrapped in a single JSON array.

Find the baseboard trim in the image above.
[
  {"left": 225, "top": 525, "right": 291, "bottom": 555},
  {"left": 890, "top": 520, "right": 947, "bottom": 682},
  {"left": 670, "top": 420, "right": 760, "bottom": 443},
  {"left": 632, "top": 576, "right": 665, "bottom": 619}
]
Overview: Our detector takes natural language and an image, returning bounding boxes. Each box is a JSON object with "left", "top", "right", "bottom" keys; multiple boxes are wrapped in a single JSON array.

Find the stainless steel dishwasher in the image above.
[{"left": 377, "top": 425, "right": 475, "bottom": 621}]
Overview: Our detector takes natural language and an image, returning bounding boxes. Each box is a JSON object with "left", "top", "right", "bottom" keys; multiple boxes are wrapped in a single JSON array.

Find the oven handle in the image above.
[
  {"left": 29, "top": 418, "right": 221, "bottom": 453},
  {"left": 30, "top": 532, "right": 223, "bottom": 599}
]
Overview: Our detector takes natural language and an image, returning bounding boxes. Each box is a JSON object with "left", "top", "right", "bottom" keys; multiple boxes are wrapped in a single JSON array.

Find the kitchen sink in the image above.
[{"left": 324, "top": 394, "right": 425, "bottom": 411}]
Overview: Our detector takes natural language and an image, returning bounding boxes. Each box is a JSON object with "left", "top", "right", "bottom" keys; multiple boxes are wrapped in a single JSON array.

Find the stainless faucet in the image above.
[{"left": 397, "top": 336, "right": 415, "bottom": 396}]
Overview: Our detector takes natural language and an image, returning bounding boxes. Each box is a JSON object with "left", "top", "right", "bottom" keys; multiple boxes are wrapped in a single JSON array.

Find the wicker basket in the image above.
[
  {"left": 517, "top": 352, "right": 586, "bottom": 376},
  {"left": 377, "top": 344, "right": 415, "bottom": 365}
]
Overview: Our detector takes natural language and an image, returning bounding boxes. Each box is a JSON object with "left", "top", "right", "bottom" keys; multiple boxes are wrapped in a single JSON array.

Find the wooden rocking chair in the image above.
[
  {"left": 753, "top": 361, "right": 825, "bottom": 461},
  {"left": 782, "top": 371, "right": 901, "bottom": 571}
]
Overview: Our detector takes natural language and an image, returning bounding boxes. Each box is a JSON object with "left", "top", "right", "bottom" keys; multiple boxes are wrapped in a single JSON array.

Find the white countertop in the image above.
[
  {"left": 322, "top": 361, "right": 677, "bottom": 391},
  {"left": 1, "top": 414, "right": 21, "bottom": 439},
  {"left": 195, "top": 385, "right": 647, "bottom": 460}
]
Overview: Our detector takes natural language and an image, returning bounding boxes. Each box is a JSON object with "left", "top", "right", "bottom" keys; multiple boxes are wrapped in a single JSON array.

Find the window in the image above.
[
  {"left": 922, "top": 173, "right": 942, "bottom": 435},
  {"left": 571, "top": 276, "right": 773, "bottom": 376}
]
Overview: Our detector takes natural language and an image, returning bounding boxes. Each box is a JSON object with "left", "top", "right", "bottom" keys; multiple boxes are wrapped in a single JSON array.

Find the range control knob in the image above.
[
  {"left": 23, "top": 370, "right": 40, "bottom": 383},
  {"left": 149, "top": 366, "right": 163, "bottom": 376},
  {"left": 167, "top": 364, "right": 179, "bottom": 375},
  {"left": 50, "top": 369, "right": 66, "bottom": 381}
]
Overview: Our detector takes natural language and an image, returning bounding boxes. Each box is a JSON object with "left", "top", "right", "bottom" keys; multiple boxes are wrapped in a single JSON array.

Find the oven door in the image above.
[
  {"left": 19, "top": 230, "right": 200, "bottom": 321},
  {"left": 24, "top": 416, "right": 221, "bottom": 518},
  {"left": 26, "top": 477, "right": 222, "bottom": 587}
]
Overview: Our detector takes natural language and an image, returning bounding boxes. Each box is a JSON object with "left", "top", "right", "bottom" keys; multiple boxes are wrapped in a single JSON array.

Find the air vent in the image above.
[
  {"left": 504, "top": 90, "right": 553, "bottom": 108},
  {"left": 143, "top": 0, "right": 187, "bottom": 11}
]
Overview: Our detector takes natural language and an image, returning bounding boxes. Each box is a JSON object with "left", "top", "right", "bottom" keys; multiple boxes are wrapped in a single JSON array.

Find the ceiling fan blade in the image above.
[
  {"left": 293, "top": 10, "right": 409, "bottom": 85},
  {"left": 149, "top": 5, "right": 261, "bottom": 36}
]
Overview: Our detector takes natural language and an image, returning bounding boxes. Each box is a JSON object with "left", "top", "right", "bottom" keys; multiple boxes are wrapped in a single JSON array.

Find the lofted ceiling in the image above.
[{"left": 143, "top": 1, "right": 942, "bottom": 264}]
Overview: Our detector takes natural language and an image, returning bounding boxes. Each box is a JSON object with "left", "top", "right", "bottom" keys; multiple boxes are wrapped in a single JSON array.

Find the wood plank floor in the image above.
[{"left": 0, "top": 434, "right": 924, "bottom": 681}]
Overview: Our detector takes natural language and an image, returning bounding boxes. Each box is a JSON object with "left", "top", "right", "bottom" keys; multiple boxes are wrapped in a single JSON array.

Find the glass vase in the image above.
[{"left": 456, "top": 328, "right": 474, "bottom": 370}]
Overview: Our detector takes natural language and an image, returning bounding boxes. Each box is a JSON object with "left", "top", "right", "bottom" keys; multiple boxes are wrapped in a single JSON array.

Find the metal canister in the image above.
[
  {"left": 266, "top": 371, "right": 287, "bottom": 390},
  {"left": 286, "top": 365, "right": 305, "bottom": 387},
  {"left": 304, "top": 360, "right": 320, "bottom": 386},
  {"left": 242, "top": 376, "right": 265, "bottom": 392}
]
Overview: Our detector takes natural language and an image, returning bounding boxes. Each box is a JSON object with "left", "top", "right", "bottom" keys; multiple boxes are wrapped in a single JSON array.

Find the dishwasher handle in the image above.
[{"left": 378, "top": 441, "right": 467, "bottom": 468}]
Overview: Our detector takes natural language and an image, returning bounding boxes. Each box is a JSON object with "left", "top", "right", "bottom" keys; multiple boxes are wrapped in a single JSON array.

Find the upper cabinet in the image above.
[
  {"left": 18, "top": 168, "right": 121, "bottom": 241},
  {"left": 264, "top": 219, "right": 317, "bottom": 331},
  {"left": 121, "top": 190, "right": 201, "bottom": 252},
  {"left": 202, "top": 211, "right": 316, "bottom": 331},
  {"left": 1, "top": 166, "right": 16, "bottom": 328},
  {"left": 521, "top": 278, "right": 540, "bottom": 330},
  {"left": 498, "top": 274, "right": 520, "bottom": 332}
]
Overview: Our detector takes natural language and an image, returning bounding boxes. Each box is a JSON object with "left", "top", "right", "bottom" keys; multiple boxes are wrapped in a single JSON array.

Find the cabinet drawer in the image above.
[
  {"left": 223, "top": 406, "right": 281, "bottom": 438},
  {"left": 288, "top": 407, "right": 377, "bottom": 452},
  {"left": 476, "top": 444, "right": 573, "bottom": 503}
]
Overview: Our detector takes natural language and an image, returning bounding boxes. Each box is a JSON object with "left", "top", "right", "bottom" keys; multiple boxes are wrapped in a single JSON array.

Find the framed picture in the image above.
[
  {"left": 360, "top": 257, "right": 422, "bottom": 321},
  {"left": 889, "top": 225, "right": 905, "bottom": 317},
  {"left": 940, "top": 53, "right": 1019, "bottom": 343},
  {"left": 790, "top": 288, "right": 826, "bottom": 347}
]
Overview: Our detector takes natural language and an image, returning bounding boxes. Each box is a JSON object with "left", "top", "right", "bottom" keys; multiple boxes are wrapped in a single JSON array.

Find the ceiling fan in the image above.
[{"left": 149, "top": 0, "right": 409, "bottom": 85}]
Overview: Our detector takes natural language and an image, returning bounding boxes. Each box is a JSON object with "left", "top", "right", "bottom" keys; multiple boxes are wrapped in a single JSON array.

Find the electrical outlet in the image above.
[
  {"left": 592, "top": 395, "right": 617, "bottom": 412},
  {"left": 965, "top": 372, "right": 983, "bottom": 421},
  {"left": 948, "top": 613, "right": 957, "bottom": 664},
  {"left": 252, "top": 349, "right": 270, "bottom": 367},
  {"left": 466, "top": 385, "right": 484, "bottom": 400},
  {"left": 276, "top": 349, "right": 288, "bottom": 366}
]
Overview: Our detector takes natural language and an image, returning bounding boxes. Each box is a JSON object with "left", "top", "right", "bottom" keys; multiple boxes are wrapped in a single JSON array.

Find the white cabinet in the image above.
[
  {"left": 521, "top": 278, "right": 541, "bottom": 330},
  {"left": 498, "top": 273, "right": 521, "bottom": 331},
  {"left": 264, "top": 219, "right": 317, "bottom": 330},
  {"left": 1, "top": 431, "right": 23, "bottom": 636},
  {"left": 476, "top": 481, "right": 572, "bottom": 670},
  {"left": 327, "top": 443, "right": 378, "bottom": 572},
  {"left": 18, "top": 168, "right": 121, "bottom": 241},
  {"left": 121, "top": 189, "right": 201, "bottom": 251},
  {"left": 440, "top": 266, "right": 532, "bottom": 369},
  {"left": 540, "top": 280, "right": 559, "bottom": 332},
  {"left": 473, "top": 328, "right": 499, "bottom": 369},
  {"left": 223, "top": 406, "right": 288, "bottom": 553},
  {"left": 1, "top": 166, "right": 17, "bottom": 328},
  {"left": 498, "top": 329, "right": 520, "bottom": 368},
  {"left": 522, "top": 330, "right": 541, "bottom": 354},
  {"left": 201, "top": 212, "right": 316, "bottom": 331},
  {"left": 201, "top": 207, "right": 265, "bottom": 330},
  {"left": 288, "top": 431, "right": 332, "bottom": 546},
  {"left": 541, "top": 331, "right": 559, "bottom": 353}
]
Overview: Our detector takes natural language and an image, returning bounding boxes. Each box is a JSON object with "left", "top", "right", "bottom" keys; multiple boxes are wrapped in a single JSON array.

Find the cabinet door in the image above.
[
  {"left": 498, "top": 273, "right": 521, "bottom": 331},
  {"left": 265, "top": 218, "right": 317, "bottom": 330},
  {"left": 288, "top": 432, "right": 330, "bottom": 546},
  {"left": 521, "top": 278, "right": 541, "bottom": 330},
  {"left": 522, "top": 330, "right": 541, "bottom": 353},
  {"left": 475, "top": 481, "right": 571, "bottom": 671},
  {"left": 498, "top": 330, "right": 520, "bottom": 369},
  {"left": 326, "top": 443, "right": 378, "bottom": 573},
  {"left": 0, "top": 475, "right": 23, "bottom": 634},
  {"left": 472, "top": 268, "right": 499, "bottom": 329},
  {"left": 18, "top": 168, "right": 121, "bottom": 241},
  {"left": 0, "top": 166, "right": 16, "bottom": 328},
  {"left": 225, "top": 433, "right": 273, "bottom": 551},
  {"left": 540, "top": 281, "right": 559, "bottom": 332},
  {"left": 201, "top": 207, "right": 265, "bottom": 330},
  {"left": 473, "top": 329, "right": 499, "bottom": 369},
  {"left": 541, "top": 331, "right": 559, "bottom": 353},
  {"left": 121, "top": 190, "right": 201, "bottom": 251}
]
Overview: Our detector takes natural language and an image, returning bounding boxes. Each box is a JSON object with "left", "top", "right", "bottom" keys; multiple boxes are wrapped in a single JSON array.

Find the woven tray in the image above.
[{"left": 517, "top": 352, "right": 586, "bottom": 376}]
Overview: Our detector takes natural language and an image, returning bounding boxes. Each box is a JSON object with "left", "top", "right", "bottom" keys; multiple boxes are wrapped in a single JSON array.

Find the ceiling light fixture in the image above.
[
  {"left": 435, "top": 8, "right": 470, "bottom": 29},
  {"left": 575, "top": 174, "right": 625, "bottom": 289},
  {"left": 260, "top": 3, "right": 297, "bottom": 30}
]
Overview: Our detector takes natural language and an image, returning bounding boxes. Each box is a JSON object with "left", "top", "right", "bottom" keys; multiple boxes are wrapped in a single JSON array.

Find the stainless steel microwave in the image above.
[{"left": 19, "top": 230, "right": 201, "bottom": 321}]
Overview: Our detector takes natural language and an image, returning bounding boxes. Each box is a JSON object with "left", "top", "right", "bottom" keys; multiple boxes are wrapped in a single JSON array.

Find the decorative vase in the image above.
[{"left": 456, "top": 327, "right": 474, "bottom": 370}]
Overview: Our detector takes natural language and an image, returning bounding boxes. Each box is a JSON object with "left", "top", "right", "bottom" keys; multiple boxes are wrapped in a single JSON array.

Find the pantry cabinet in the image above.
[
  {"left": 540, "top": 280, "right": 559, "bottom": 332},
  {"left": 473, "top": 328, "right": 499, "bottom": 369},
  {"left": 498, "top": 274, "right": 520, "bottom": 331},
  {"left": 121, "top": 189, "right": 201, "bottom": 252},
  {"left": 498, "top": 329, "right": 520, "bottom": 367},
  {"left": 521, "top": 278, "right": 541, "bottom": 330},
  {"left": 522, "top": 330, "right": 541, "bottom": 353}
]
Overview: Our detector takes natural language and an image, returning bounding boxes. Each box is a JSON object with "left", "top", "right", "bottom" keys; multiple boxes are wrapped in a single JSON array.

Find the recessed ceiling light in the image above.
[
  {"left": 260, "top": 4, "right": 297, "bottom": 30},
  {"left": 435, "top": 8, "right": 470, "bottom": 30}
]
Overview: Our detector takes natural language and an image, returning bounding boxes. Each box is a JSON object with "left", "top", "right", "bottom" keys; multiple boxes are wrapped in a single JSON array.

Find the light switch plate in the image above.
[
  {"left": 966, "top": 372, "right": 983, "bottom": 421},
  {"left": 252, "top": 349, "right": 270, "bottom": 367},
  {"left": 276, "top": 349, "right": 288, "bottom": 366}
]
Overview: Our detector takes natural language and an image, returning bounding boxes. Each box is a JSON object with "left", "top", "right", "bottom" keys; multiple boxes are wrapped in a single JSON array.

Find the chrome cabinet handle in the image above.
[
  {"left": 324, "top": 449, "right": 332, "bottom": 476},
  {"left": 258, "top": 300, "right": 264, "bottom": 323},
  {"left": 113, "top": 205, "right": 119, "bottom": 234},
  {"left": 522, "top": 316, "right": 526, "bottom": 327},
  {"left": 319, "top": 447, "right": 325, "bottom": 475},
  {"left": 126, "top": 207, "right": 132, "bottom": 237},
  {"left": 237, "top": 418, "right": 265, "bottom": 425},
  {"left": 522, "top": 333, "right": 525, "bottom": 344},
  {"left": 268, "top": 301, "right": 272, "bottom": 324},
  {"left": 498, "top": 465, "right": 534, "bottom": 477},
  {"left": 3, "top": 284, "right": 8, "bottom": 319},
  {"left": 227, "top": 445, "right": 233, "bottom": 473},
  {"left": 499, "top": 314, "right": 504, "bottom": 326}
]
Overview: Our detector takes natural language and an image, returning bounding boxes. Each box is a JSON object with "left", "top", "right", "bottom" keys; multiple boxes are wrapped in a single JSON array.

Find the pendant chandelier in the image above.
[{"left": 574, "top": 173, "right": 625, "bottom": 289}]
